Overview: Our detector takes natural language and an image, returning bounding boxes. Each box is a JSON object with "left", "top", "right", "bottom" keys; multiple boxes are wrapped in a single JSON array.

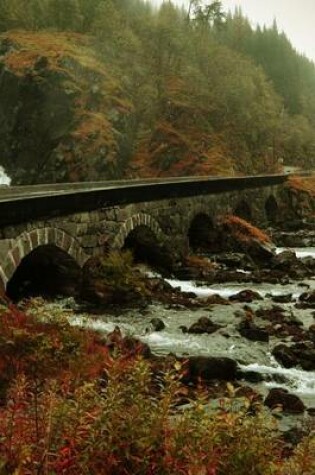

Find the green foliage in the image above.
[{"left": 83, "top": 250, "right": 148, "bottom": 304}]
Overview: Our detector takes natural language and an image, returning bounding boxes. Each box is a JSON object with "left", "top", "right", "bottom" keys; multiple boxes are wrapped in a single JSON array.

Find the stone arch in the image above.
[
  {"left": 112, "top": 213, "right": 164, "bottom": 250},
  {"left": 0, "top": 227, "right": 89, "bottom": 290},
  {"left": 265, "top": 195, "right": 279, "bottom": 223},
  {"left": 234, "top": 200, "right": 252, "bottom": 221},
  {"left": 188, "top": 212, "right": 217, "bottom": 252}
]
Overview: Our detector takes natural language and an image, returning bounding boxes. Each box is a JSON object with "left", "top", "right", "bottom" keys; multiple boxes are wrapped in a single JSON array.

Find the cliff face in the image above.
[{"left": 0, "top": 31, "right": 132, "bottom": 184}]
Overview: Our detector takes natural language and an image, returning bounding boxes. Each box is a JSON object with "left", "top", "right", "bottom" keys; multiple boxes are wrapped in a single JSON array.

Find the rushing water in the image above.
[
  {"left": 276, "top": 247, "right": 315, "bottom": 259},
  {"left": 0, "top": 166, "right": 11, "bottom": 186},
  {"left": 240, "top": 359, "right": 315, "bottom": 405},
  {"left": 165, "top": 277, "right": 310, "bottom": 300},
  {"left": 62, "top": 246, "right": 315, "bottom": 406}
]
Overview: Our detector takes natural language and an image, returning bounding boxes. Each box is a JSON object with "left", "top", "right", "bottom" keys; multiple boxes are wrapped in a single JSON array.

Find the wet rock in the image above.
[
  {"left": 214, "top": 253, "right": 254, "bottom": 270},
  {"left": 264, "top": 388, "right": 305, "bottom": 413},
  {"left": 300, "top": 256, "right": 315, "bottom": 271},
  {"left": 283, "top": 312, "right": 303, "bottom": 326},
  {"left": 106, "top": 327, "right": 151, "bottom": 358},
  {"left": 270, "top": 250, "right": 310, "bottom": 279},
  {"left": 296, "top": 290, "right": 315, "bottom": 309},
  {"left": 271, "top": 293, "right": 293, "bottom": 304},
  {"left": 250, "top": 239, "right": 276, "bottom": 261},
  {"left": 202, "top": 294, "right": 230, "bottom": 306},
  {"left": 272, "top": 344, "right": 297, "bottom": 368},
  {"left": 229, "top": 289, "right": 263, "bottom": 303},
  {"left": 299, "top": 348, "right": 315, "bottom": 371},
  {"left": 308, "top": 324, "right": 315, "bottom": 342},
  {"left": 183, "top": 356, "right": 238, "bottom": 383},
  {"left": 187, "top": 316, "right": 221, "bottom": 335},
  {"left": 238, "top": 320, "right": 269, "bottom": 342},
  {"left": 256, "top": 305, "right": 286, "bottom": 322},
  {"left": 148, "top": 278, "right": 174, "bottom": 293},
  {"left": 273, "top": 341, "right": 315, "bottom": 370},
  {"left": 238, "top": 370, "right": 265, "bottom": 383},
  {"left": 150, "top": 317, "right": 165, "bottom": 332},
  {"left": 271, "top": 250, "right": 297, "bottom": 269},
  {"left": 214, "top": 270, "right": 253, "bottom": 283}
]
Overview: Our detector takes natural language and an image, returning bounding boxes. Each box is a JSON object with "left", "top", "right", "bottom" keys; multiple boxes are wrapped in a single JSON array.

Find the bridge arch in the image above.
[
  {"left": 265, "top": 195, "right": 279, "bottom": 223},
  {"left": 188, "top": 212, "right": 217, "bottom": 252},
  {"left": 112, "top": 213, "right": 164, "bottom": 250},
  {"left": 0, "top": 227, "right": 89, "bottom": 293},
  {"left": 234, "top": 200, "right": 252, "bottom": 221}
]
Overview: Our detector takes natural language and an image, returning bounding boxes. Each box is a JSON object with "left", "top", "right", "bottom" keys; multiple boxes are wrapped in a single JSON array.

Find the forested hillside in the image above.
[{"left": 0, "top": 0, "right": 314, "bottom": 184}]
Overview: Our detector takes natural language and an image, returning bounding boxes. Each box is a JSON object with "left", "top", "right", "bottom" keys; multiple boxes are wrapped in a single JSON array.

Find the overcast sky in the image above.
[{"left": 149, "top": 0, "right": 315, "bottom": 63}]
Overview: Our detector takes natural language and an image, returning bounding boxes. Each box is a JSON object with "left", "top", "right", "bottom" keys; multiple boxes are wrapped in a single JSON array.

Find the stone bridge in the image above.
[{"left": 0, "top": 175, "right": 288, "bottom": 296}]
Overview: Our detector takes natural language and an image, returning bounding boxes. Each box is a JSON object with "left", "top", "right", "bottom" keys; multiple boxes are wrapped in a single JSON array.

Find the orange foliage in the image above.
[
  {"left": 131, "top": 122, "right": 234, "bottom": 178},
  {"left": 2, "top": 31, "right": 106, "bottom": 77},
  {"left": 287, "top": 175, "right": 315, "bottom": 197},
  {"left": 1, "top": 30, "right": 134, "bottom": 181},
  {"left": 219, "top": 215, "right": 271, "bottom": 244},
  {"left": 184, "top": 255, "right": 216, "bottom": 271}
]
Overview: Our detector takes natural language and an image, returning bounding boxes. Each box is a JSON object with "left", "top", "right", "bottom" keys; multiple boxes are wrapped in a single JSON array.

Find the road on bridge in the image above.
[{"left": 0, "top": 174, "right": 288, "bottom": 226}]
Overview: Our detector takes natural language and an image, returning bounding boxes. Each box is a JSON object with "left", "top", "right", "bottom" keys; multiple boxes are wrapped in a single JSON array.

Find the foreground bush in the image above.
[{"left": 0, "top": 301, "right": 314, "bottom": 474}]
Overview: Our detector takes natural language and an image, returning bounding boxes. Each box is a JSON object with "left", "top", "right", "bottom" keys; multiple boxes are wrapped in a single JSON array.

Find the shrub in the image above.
[
  {"left": 218, "top": 214, "right": 271, "bottom": 244},
  {"left": 81, "top": 250, "right": 149, "bottom": 304},
  {"left": 0, "top": 302, "right": 314, "bottom": 474}
]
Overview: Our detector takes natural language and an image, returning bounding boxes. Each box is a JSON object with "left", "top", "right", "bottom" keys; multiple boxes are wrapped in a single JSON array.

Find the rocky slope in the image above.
[
  {"left": 0, "top": 31, "right": 132, "bottom": 184},
  {"left": 0, "top": 31, "right": 265, "bottom": 185}
]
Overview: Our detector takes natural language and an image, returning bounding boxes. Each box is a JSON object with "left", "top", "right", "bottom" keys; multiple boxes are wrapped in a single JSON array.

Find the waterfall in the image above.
[{"left": 0, "top": 166, "right": 11, "bottom": 186}]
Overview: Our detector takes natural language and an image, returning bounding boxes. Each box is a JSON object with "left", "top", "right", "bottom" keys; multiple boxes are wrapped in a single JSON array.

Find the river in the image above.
[{"left": 44, "top": 246, "right": 315, "bottom": 409}]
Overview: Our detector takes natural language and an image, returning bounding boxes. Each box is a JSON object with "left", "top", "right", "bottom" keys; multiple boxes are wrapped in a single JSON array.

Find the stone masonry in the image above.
[{"left": 0, "top": 184, "right": 283, "bottom": 291}]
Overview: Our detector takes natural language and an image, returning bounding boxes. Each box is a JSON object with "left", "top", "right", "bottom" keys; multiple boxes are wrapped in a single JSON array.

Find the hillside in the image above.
[
  {"left": 0, "top": 31, "right": 132, "bottom": 183},
  {"left": 0, "top": 1, "right": 314, "bottom": 184}
]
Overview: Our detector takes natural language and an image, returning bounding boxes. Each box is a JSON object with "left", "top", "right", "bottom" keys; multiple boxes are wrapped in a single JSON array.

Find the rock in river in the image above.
[{"left": 182, "top": 356, "right": 238, "bottom": 383}]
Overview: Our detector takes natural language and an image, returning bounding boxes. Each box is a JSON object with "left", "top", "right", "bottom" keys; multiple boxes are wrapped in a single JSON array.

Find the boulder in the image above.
[
  {"left": 203, "top": 294, "right": 230, "bottom": 306},
  {"left": 297, "top": 290, "right": 315, "bottom": 309},
  {"left": 273, "top": 342, "right": 315, "bottom": 370},
  {"left": 272, "top": 344, "right": 297, "bottom": 368},
  {"left": 183, "top": 356, "right": 238, "bottom": 383},
  {"left": 214, "top": 253, "right": 254, "bottom": 270},
  {"left": 271, "top": 251, "right": 309, "bottom": 278},
  {"left": 264, "top": 388, "right": 305, "bottom": 413},
  {"left": 229, "top": 289, "right": 263, "bottom": 303},
  {"left": 271, "top": 294, "right": 293, "bottom": 304},
  {"left": 187, "top": 316, "right": 221, "bottom": 335},
  {"left": 150, "top": 317, "right": 165, "bottom": 332},
  {"left": 308, "top": 324, "right": 315, "bottom": 342},
  {"left": 271, "top": 250, "right": 297, "bottom": 269},
  {"left": 238, "top": 320, "right": 269, "bottom": 342}
]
